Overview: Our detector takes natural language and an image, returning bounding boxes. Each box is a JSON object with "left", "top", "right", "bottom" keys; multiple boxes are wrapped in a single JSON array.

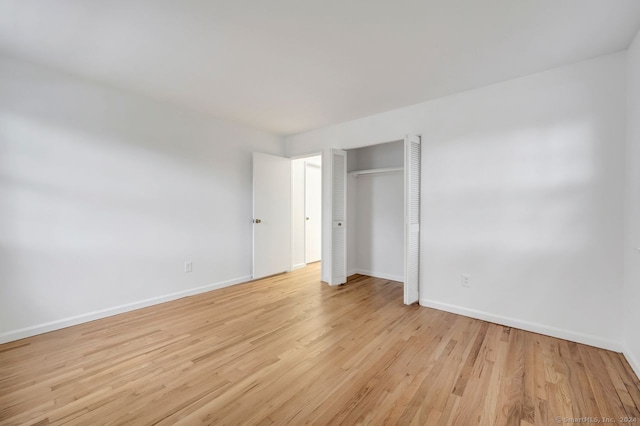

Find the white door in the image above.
[
  {"left": 305, "top": 162, "right": 322, "bottom": 263},
  {"left": 253, "top": 152, "right": 291, "bottom": 279},
  {"left": 321, "top": 148, "right": 347, "bottom": 285},
  {"left": 404, "top": 135, "right": 421, "bottom": 304}
]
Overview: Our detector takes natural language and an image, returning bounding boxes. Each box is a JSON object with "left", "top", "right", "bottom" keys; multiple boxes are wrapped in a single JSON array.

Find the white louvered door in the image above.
[
  {"left": 404, "top": 135, "right": 421, "bottom": 304},
  {"left": 321, "top": 148, "right": 347, "bottom": 285}
]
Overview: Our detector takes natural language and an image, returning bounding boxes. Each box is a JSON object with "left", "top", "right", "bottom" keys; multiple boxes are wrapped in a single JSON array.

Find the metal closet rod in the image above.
[{"left": 348, "top": 167, "right": 404, "bottom": 176}]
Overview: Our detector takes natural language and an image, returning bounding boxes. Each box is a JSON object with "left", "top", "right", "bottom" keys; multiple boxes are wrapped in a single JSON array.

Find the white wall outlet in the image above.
[
  {"left": 184, "top": 261, "right": 193, "bottom": 273},
  {"left": 461, "top": 273, "right": 471, "bottom": 288}
]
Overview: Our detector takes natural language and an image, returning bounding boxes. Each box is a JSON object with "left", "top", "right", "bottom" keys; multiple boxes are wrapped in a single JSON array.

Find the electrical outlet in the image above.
[
  {"left": 184, "top": 261, "right": 193, "bottom": 273},
  {"left": 461, "top": 274, "right": 471, "bottom": 288}
]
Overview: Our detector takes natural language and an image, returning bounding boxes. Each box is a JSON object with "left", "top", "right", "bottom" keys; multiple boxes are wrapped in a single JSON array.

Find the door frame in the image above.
[{"left": 332, "top": 134, "right": 423, "bottom": 302}]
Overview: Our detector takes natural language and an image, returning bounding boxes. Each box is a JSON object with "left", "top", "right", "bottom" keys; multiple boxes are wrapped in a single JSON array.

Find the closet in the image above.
[
  {"left": 347, "top": 140, "right": 405, "bottom": 282},
  {"left": 321, "top": 135, "right": 421, "bottom": 305}
]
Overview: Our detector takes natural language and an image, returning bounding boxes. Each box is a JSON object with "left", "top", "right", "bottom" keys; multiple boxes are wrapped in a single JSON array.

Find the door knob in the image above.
[
  {"left": 254, "top": 219, "right": 262, "bottom": 224},
  {"left": 306, "top": 217, "right": 310, "bottom": 220}
]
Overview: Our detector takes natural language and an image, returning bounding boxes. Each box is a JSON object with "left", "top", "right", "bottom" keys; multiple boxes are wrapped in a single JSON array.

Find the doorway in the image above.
[
  {"left": 321, "top": 135, "right": 421, "bottom": 304},
  {"left": 253, "top": 136, "right": 420, "bottom": 305},
  {"left": 291, "top": 155, "right": 322, "bottom": 270}
]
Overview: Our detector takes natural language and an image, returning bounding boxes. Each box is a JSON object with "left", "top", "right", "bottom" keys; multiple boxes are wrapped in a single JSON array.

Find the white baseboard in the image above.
[
  {"left": 419, "top": 298, "right": 622, "bottom": 353},
  {"left": 623, "top": 345, "right": 640, "bottom": 381},
  {"left": 291, "top": 263, "right": 307, "bottom": 271},
  {"left": 349, "top": 269, "right": 404, "bottom": 283},
  {"left": 0, "top": 275, "right": 252, "bottom": 345}
]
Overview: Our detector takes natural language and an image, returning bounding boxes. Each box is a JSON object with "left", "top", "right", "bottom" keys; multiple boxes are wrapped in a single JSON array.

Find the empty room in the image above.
[{"left": 2, "top": 1, "right": 640, "bottom": 424}]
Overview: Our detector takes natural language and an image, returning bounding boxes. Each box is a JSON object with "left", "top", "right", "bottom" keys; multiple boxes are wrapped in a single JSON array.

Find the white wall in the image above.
[
  {"left": 0, "top": 55, "right": 283, "bottom": 342},
  {"left": 353, "top": 173, "right": 404, "bottom": 281},
  {"left": 624, "top": 30, "right": 640, "bottom": 377},
  {"left": 353, "top": 140, "right": 403, "bottom": 170},
  {"left": 347, "top": 174, "right": 358, "bottom": 275},
  {"left": 287, "top": 52, "right": 626, "bottom": 351}
]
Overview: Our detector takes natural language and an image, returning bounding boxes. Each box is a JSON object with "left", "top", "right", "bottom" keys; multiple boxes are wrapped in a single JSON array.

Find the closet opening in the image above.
[
  {"left": 346, "top": 140, "right": 405, "bottom": 283},
  {"left": 321, "top": 135, "right": 421, "bottom": 304}
]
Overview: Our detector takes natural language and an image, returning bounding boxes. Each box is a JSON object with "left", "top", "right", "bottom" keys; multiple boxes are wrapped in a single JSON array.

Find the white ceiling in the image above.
[{"left": 1, "top": 1, "right": 640, "bottom": 136}]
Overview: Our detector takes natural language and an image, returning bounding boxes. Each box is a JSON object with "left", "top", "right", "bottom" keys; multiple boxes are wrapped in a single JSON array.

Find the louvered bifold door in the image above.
[
  {"left": 404, "top": 135, "right": 421, "bottom": 304},
  {"left": 321, "top": 148, "right": 347, "bottom": 285}
]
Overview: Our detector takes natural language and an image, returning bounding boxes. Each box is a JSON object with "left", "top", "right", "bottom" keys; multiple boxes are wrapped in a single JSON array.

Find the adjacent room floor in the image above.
[{"left": 1, "top": 263, "right": 639, "bottom": 425}]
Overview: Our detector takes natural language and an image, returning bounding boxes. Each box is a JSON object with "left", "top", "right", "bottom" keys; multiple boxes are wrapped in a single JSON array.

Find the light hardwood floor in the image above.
[{"left": 1, "top": 263, "right": 639, "bottom": 425}]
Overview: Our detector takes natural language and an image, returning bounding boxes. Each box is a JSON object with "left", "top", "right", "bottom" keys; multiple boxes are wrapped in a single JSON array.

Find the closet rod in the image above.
[{"left": 348, "top": 167, "right": 404, "bottom": 176}]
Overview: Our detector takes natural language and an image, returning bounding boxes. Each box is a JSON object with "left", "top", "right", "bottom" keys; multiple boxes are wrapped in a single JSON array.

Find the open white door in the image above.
[
  {"left": 404, "top": 135, "right": 421, "bottom": 304},
  {"left": 253, "top": 152, "right": 291, "bottom": 279},
  {"left": 321, "top": 148, "right": 347, "bottom": 285},
  {"left": 305, "top": 162, "right": 322, "bottom": 263}
]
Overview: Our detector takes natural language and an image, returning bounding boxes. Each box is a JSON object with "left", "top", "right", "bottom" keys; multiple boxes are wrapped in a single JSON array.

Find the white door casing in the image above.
[
  {"left": 404, "top": 135, "right": 421, "bottom": 304},
  {"left": 253, "top": 152, "right": 291, "bottom": 279},
  {"left": 322, "top": 148, "right": 347, "bottom": 285}
]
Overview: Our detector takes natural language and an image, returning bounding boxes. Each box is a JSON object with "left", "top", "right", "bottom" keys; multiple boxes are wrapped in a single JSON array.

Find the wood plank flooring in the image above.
[{"left": 1, "top": 263, "right": 639, "bottom": 425}]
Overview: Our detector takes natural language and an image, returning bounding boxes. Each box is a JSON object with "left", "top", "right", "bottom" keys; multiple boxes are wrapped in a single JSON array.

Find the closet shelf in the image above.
[{"left": 348, "top": 167, "right": 404, "bottom": 176}]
